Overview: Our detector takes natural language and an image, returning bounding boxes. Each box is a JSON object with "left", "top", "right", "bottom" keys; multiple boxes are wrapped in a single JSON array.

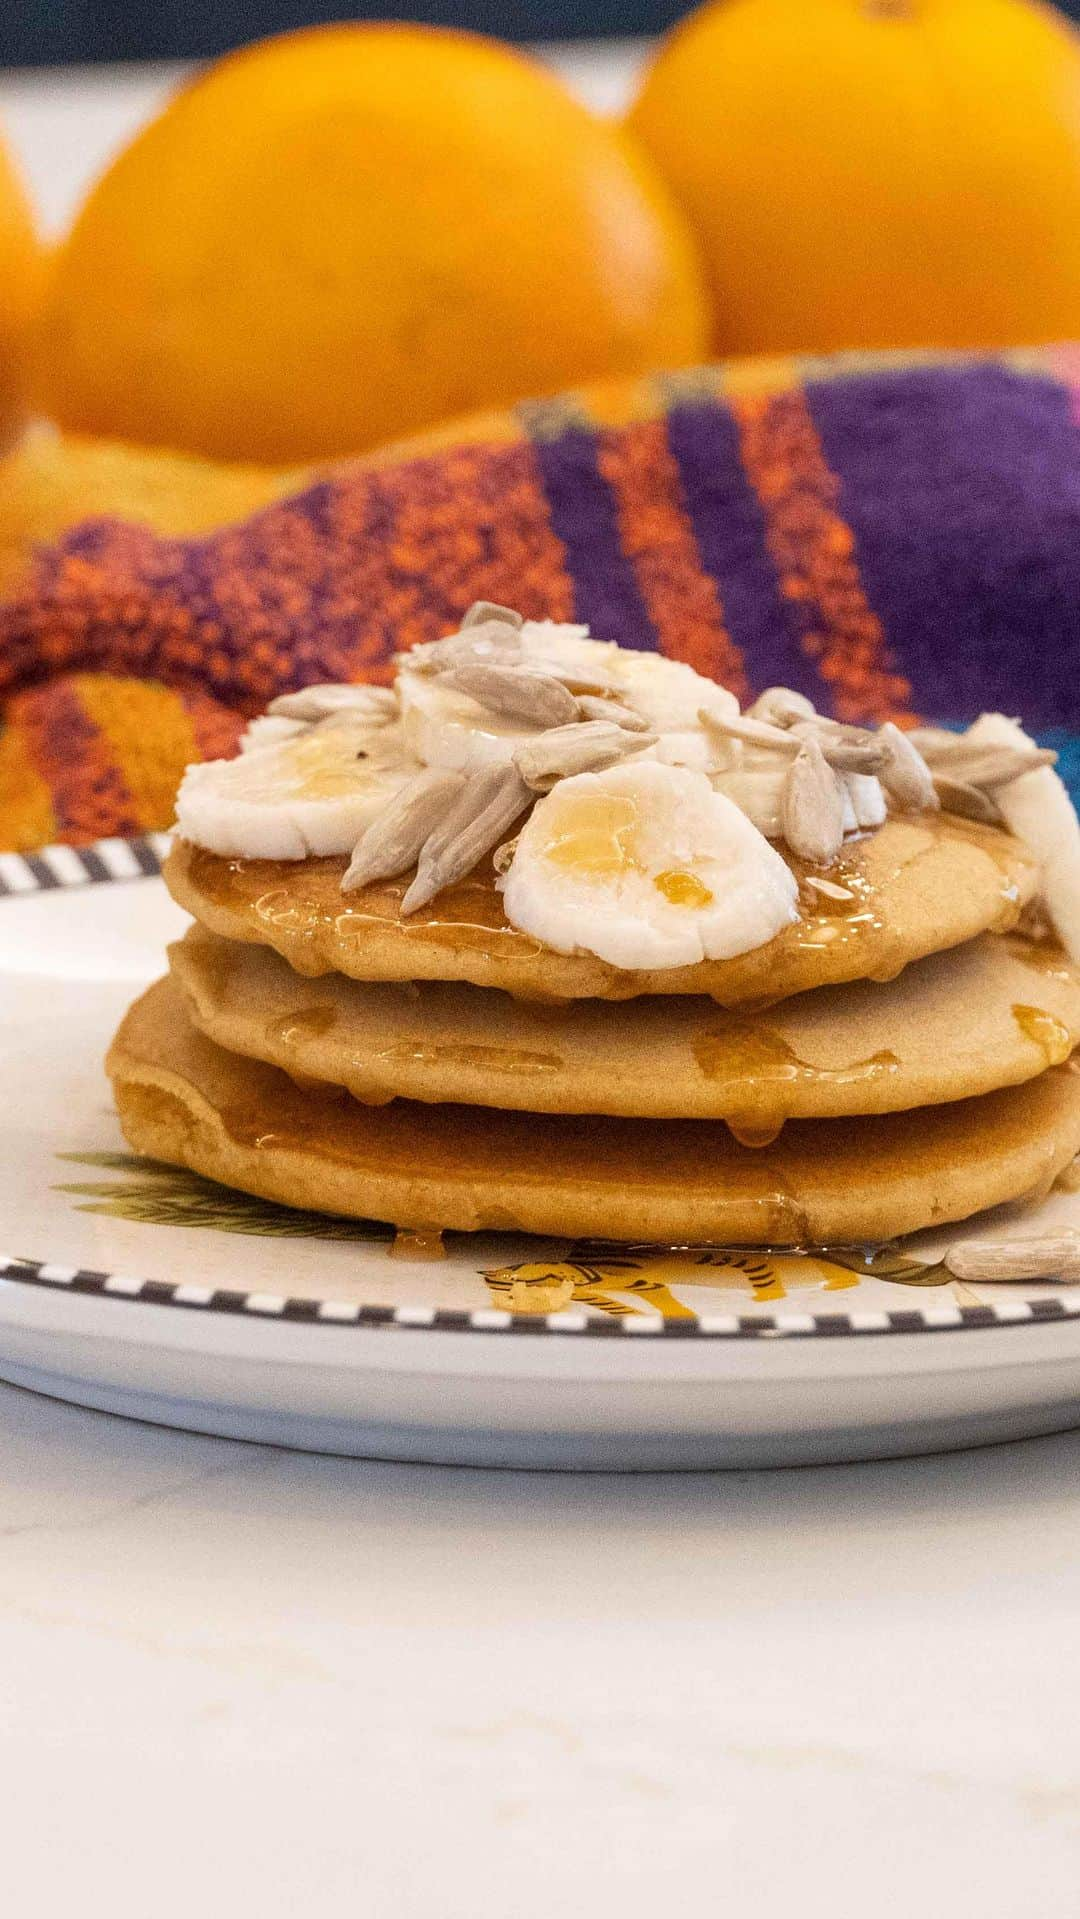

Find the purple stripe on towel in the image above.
[
  {"left": 665, "top": 397, "right": 824, "bottom": 703},
  {"left": 808, "top": 364, "right": 1080, "bottom": 731},
  {"left": 526, "top": 423, "right": 657, "bottom": 649}
]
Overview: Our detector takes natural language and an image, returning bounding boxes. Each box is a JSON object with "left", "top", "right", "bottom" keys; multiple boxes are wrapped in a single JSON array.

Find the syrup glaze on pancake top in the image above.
[{"left": 167, "top": 602, "right": 1065, "bottom": 1001}]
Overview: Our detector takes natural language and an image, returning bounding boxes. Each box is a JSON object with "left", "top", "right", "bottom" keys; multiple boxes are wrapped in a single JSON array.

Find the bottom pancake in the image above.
[{"left": 108, "top": 977, "right": 1080, "bottom": 1245}]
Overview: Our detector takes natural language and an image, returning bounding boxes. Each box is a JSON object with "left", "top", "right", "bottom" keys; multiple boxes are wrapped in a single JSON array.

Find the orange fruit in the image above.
[
  {"left": 0, "top": 128, "right": 42, "bottom": 451},
  {"left": 35, "top": 25, "right": 708, "bottom": 462},
  {"left": 629, "top": 0, "right": 1080, "bottom": 355}
]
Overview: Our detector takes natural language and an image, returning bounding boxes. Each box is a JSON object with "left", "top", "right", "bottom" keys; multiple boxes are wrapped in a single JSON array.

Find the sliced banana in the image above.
[
  {"left": 175, "top": 720, "right": 421, "bottom": 859},
  {"left": 501, "top": 760, "right": 798, "bottom": 970},
  {"left": 965, "top": 713, "right": 1080, "bottom": 959}
]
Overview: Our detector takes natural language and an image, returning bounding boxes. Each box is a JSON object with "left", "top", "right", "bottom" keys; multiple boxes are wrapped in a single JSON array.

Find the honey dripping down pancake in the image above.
[
  {"left": 165, "top": 813, "right": 1038, "bottom": 1005},
  {"left": 170, "top": 925, "right": 1080, "bottom": 1126},
  {"left": 109, "top": 978, "right": 1080, "bottom": 1245}
]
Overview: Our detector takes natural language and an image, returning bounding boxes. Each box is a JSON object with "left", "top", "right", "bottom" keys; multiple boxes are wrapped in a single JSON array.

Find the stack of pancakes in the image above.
[{"left": 107, "top": 807, "right": 1080, "bottom": 1248}]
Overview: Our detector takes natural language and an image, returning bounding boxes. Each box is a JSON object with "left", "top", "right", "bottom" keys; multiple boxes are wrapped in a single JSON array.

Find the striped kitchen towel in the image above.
[{"left": 2, "top": 344, "right": 1080, "bottom": 850}]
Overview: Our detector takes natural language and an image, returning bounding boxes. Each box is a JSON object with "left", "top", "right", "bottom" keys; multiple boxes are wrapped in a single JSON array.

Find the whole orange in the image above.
[
  {"left": 629, "top": 0, "right": 1080, "bottom": 354},
  {"left": 34, "top": 25, "right": 708, "bottom": 462},
  {"left": 0, "top": 129, "right": 41, "bottom": 451}
]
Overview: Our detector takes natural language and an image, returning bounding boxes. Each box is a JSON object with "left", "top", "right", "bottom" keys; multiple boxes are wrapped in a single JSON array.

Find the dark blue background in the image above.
[
  {"left": 9, "top": 0, "right": 1073, "bottom": 68},
  {"left": 4, "top": 2, "right": 683, "bottom": 67}
]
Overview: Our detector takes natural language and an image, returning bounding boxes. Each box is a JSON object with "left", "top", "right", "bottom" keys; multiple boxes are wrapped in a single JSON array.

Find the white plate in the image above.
[{"left": 3, "top": 835, "right": 1080, "bottom": 1470}]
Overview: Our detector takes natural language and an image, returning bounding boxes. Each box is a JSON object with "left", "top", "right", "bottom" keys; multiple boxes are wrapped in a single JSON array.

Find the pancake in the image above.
[
  {"left": 108, "top": 976, "right": 1080, "bottom": 1244},
  {"left": 169, "top": 926, "right": 1080, "bottom": 1127},
  {"left": 164, "top": 812, "right": 1038, "bottom": 1006}
]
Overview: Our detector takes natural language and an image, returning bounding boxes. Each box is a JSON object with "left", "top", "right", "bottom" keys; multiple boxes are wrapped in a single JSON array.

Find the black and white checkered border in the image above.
[
  {"left": 0, "top": 833, "right": 169, "bottom": 896},
  {"left": 6, "top": 835, "right": 1080, "bottom": 1340},
  {"left": 3, "top": 1252, "right": 1079, "bottom": 1340}
]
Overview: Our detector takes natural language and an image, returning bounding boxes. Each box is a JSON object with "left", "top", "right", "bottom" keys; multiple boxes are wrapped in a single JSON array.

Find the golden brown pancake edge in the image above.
[{"left": 108, "top": 976, "right": 1080, "bottom": 1245}]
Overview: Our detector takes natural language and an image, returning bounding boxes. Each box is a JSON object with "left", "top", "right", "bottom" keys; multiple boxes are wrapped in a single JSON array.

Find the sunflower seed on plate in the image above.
[
  {"left": 575, "top": 693, "right": 652, "bottom": 732},
  {"left": 944, "top": 1230, "right": 1080, "bottom": 1282},
  {"left": 438, "top": 662, "right": 579, "bottom": 729},
  {"left": 513, "top": 720, "right": 656, "bottom": 791},
  {"left": 268, "top": 683, "right": 399, "bottom": 724},
  {"left": 698, "top": 707, "right": 801, "bottom": 755},
  {"left": 933, "top": 776, "right": 1003, "bottom": 824},
  {"left": 402, "top": 764, "right": 532, "bottom": 914},
  {"left": 781, "top": 738, "right": 846, "bottom": 865},
  {"left": 878, "top": 721, "right": 939, "bottom": 811},
  {"left": 341, "top": 769, "right": 467, "bottom": 893},
  {"left": 460, "top": 601, "right": 524, "bottom": 631},
  {"left": 746, "top": 686, "right": 818, "bottom": 729}
]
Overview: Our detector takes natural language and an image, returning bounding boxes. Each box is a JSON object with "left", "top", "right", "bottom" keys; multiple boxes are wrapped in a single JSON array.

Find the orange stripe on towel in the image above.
[
  {"left": 730, "top": 387, "right": 913, "bottom": 724},
  {"left": 75, "top": 676, "right": 200, "bottom": 833},
  {"left": 0, "top": 714, "right": 57, "bottom": 852},
  {"left": 596, "top": 418, "right": 749, "bottom": 701}
]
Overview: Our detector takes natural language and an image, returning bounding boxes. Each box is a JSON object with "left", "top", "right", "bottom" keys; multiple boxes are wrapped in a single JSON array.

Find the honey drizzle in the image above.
[
  {"left": 377, "top": 1040, "right": 563, "bottom": 1074},
  {"left": 1011, "top": 1003, "right": 1075, "bottom": 1066},
  {"left": 390, "top": 1229, "right": 446, "bottom": 1261}
]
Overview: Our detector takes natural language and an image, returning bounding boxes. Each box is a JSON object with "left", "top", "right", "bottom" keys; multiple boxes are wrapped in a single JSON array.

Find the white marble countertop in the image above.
[
  {"left": 5, "top": 1376, "right": 1080, "bottom": 1914},
  {"left": 3, "top": 55, "right": 1080, "bottom": 1915}
]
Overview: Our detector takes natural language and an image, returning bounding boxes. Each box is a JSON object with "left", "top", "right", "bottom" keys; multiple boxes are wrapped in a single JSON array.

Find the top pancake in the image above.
[{"left": 165, "top": 813, "right": 1038, "bottom": 1005}]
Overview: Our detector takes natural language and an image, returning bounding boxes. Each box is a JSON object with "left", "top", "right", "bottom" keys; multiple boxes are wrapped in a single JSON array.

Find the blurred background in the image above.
[
  {"left": 7, "top": 0, "right": 1080, "bottom": 579},
  {"left": 15, "top": 4, "right": 683, "bottom": 67},
  {"left": 6, "top": 0, "right": 1080, "bottom": 65}
]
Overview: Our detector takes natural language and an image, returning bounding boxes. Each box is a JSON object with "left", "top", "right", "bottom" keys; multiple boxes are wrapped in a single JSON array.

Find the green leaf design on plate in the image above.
[{"left": 53, "top": 1151, "right": 393, "bottom": 1241}]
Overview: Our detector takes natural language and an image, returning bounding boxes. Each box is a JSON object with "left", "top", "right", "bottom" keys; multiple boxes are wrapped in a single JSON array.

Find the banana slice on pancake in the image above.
[
  {"left": 966, "top": 713, "right": 1080, "bottom": 961},
  {"left": 175, "top": 718, "right": 421, "bottom": 859},
  {"left": 501, "top": 760, "right": 798, "bottom": 969}
]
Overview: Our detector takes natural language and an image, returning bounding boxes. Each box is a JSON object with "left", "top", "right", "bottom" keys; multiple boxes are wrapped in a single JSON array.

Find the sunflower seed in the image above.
[
  {"left": 781, "top": 738, "right": 846, "bottom": 865},
  {"left": 878, "top": 721, "right": 939, "bottom": 811},
  {"left": 909, "top": 737, "right": 1057, "bottom": 790},
  {"left": 341, "top": 769, "right": 467, "bottom": 893},
  {"left": 439, "top": 663, "right": 579, "bottom": 729},
  {"left": 698, "top": 707, "right": 801, "bottom": 755},
  {"left": 402, "top": 764, "right": 532, "bottom": 913},
  {"left": 575, "top": 693, "right": 652, "bottom": 732},
  {"left": 746, "top": 686, "right": 818, "bottom": 729},
  {"left": 944, "top": 1230, "right": 1080, "bottom": 1282},
  {"left": 803, "top": 874, "right": 855, "bottom": 902},
  {"left": 268, "top": 683, "right": 398, "bottom": 724},
  {"left": 400, "top": 622, "right": 524, "bottom": 676},
  {"left": 790, "top": 721, "right": 888, "bottom": 775},
  {"left": 933, "top": 776, "right": 1003, "bottom": 824},
  {"left": 513, "top": 720, "right": 656, "bottom": 791},
  {"left": 527, "top": 660, "right": 624, "bottom": 697},
  {"left": 460, "top": 601, "right": 525, "bottom": 631}
]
